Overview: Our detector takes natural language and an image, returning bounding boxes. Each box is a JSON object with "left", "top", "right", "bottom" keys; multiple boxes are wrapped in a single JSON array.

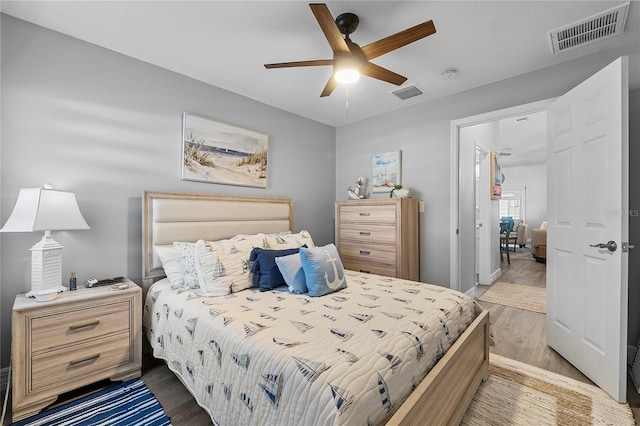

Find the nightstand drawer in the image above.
[
  {"left": 31, "top": 332, "right": 131, "bottom": 392},
  {"left": 340, "top": 242, "right": 396, "bottom": 263},
  {"left": 339, "top": 204, "right": 397, "bottom": 224},
  {"left": 31, "top": 301, "right": 131, "bottom": 353},
  {"left": 338, "top": 224, "right": 396, "bottom": 243}
]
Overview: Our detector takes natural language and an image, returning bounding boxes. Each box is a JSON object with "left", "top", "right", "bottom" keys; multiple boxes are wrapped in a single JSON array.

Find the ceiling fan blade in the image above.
[
  {"left": 320, "top": 75, "right": 338, "bottom": 97},
  {"left": 361, "top": 62, "right": 407, "bottom": 86},
  {"left": 264, "top": 59, "right": 333, "bottom": 69},
  {"left": 310, "top": 3, "right": 350, "bottom": 54},
  {"left": 362, "top": 20, "right": 436, "bottom": 60}
]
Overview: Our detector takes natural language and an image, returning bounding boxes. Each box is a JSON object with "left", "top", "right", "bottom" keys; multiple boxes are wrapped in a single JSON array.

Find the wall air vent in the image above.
[
  {"left": 391, "top": 84, "right": 424, "bottom": 100},
  {"left": 549, "top": 2, "right": 629, "bottom": 54}
]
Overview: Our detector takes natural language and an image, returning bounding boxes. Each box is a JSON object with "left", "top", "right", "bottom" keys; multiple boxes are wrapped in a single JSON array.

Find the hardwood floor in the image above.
[{"left": 142, "top": 352, "right": 213, "bottom": 425}]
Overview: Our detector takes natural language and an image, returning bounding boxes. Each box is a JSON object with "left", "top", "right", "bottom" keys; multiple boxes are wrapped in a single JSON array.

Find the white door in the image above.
[{"left": 546, "top": 57, "right": 629, "bottom": 402}]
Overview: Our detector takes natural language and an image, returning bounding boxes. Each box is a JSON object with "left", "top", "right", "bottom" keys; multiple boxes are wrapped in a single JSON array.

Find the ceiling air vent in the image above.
[
  {"left": 391, "top": 84, "right": 424, "bottom": 100},
  {"left": 549, "top": 2, "right": 629, "bottom": 54}
]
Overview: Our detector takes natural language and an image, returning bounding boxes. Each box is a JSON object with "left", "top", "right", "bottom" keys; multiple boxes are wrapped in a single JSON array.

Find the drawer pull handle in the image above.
[
  {"left": 359, "top": 250, "right": 371, "bottom": 255},
  {"left": 360, "top": 270, "right": 371, "bottom": 274},
  {"left": 359, "top": 232, "right": 371, "bottom": 236},
  {"left": 359, "top": 212, "right": 371, "bottom": 217},
  {"left": 69, "top": 354, "right": 100, "bottom": 367},
  {"left": 69, "top": 320, "right": 100, "bottom": 331}
]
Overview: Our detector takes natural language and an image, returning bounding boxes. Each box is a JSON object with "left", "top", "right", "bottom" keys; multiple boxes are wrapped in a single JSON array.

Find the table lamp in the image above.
[{"left": 0, "top": 185, "right": 90, "bottom": 294}]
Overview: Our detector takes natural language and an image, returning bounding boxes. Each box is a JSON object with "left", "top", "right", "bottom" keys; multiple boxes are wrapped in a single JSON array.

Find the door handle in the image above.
[{"left": 589, "top": 241, "right": 617, "bottom": 252}]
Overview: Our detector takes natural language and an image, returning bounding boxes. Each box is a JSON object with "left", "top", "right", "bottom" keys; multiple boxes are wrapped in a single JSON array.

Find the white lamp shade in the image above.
[{"left": 1, "top": 188, "right": 90, "bottom": 232}]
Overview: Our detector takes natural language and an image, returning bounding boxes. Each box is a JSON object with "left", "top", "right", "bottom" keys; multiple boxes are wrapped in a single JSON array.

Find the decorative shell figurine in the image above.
[{"left": 390, "top": 185, "right": 410, "bottom": 198}]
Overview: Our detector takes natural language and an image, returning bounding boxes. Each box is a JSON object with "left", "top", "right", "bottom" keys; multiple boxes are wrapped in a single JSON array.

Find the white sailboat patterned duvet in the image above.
[{"left": 144, "top": 269, "right": 481, "bottom": 425}]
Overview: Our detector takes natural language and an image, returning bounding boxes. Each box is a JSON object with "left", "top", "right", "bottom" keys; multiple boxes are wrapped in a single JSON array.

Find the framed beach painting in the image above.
[
  {"left": 371, "top": 150, "right": 401, "bottom": 193},
  {"left": 182, "top": 113, "right": 268, "bottom": 188}
]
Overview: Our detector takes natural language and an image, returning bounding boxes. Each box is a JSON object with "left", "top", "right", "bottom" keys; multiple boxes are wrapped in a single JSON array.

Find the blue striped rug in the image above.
[{"left": 12, "top": 378, "right": 171, "bottom": 426}]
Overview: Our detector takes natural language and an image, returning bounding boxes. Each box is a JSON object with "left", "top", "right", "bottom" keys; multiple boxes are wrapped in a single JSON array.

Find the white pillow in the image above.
[
  {"left": 173, "top": 242, "right": 200, "bottom": 289},
  {"left": 195, "top": 240, "right": 230, "bottom": 296},
  {"left": 266, "top": 230, "right": 315, "bottom": 249},
  {"left": 208, "top": 234, "right": 267, "bottom": 293},
  {"left": 156, "top": 245, "right": 185, "bottom": 289}
]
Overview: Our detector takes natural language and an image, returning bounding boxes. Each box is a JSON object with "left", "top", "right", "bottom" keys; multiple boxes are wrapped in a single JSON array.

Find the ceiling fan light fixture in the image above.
[
  {"left": 334, "top": 68, "right": 361, "bottom": 84},
  {"left": 334, "top": 56, "right": 362, "bottom": 84}
]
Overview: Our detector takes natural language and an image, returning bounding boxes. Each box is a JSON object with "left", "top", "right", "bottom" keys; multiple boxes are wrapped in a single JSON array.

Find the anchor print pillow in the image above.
[{"left": 299, "top": 243, "right": 347, "bottom": 297}]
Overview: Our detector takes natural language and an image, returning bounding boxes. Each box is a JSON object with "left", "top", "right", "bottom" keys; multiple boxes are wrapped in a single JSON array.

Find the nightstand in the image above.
[{"left": 11, "top": 280, "right": 142, "bottom": 422}]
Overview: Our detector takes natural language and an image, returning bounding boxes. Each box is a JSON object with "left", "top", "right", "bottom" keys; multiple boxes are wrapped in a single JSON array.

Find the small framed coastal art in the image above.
[
  {"left": 371, "top": 150, "right": 401, "bottom": 193},
  {"left": 490, "top": 150, "right": 502, "bottom": 199},
  {"left": 182, "top": 113, "right": 268, "bottom": 188}
]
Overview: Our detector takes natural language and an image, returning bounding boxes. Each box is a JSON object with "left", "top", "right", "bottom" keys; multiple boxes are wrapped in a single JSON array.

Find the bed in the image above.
[{"left": 142, "top": 191, "right": 489, "bottom": 425}]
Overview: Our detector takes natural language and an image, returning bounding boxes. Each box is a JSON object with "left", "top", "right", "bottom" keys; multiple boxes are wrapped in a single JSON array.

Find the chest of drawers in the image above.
[
  {"left": 335, "top": 198, "right": 420, "bottom": 281},
  {"left": 12, "top": 280, "right": 142, "bottom": 422}
]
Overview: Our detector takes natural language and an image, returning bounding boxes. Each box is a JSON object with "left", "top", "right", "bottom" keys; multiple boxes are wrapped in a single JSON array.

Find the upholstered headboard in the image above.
[{"left": 142, "top": 191, "right": 293, "bottom": 290}]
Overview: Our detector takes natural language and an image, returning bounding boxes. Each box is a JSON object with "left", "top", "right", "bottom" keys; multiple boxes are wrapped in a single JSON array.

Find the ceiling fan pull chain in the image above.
[{"left": 345, "top": 85, "right": 349, "bottom": 121}]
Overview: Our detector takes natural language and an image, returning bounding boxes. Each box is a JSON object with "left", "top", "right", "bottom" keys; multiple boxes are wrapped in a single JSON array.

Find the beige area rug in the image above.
[
  {"left": 461, "top": 354, "right": 635, "bottom": 425},
  {"left": 478, "top": 281, "right": 546, "bottom": 313}
]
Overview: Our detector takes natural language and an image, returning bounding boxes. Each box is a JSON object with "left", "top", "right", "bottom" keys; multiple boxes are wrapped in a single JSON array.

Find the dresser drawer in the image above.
[
  {"left": 342, "top": 259, "right": 397, "bottom": 277},
  {"left": 339, "top": 242, "right": 396, "bottom": 264},
  {"left": 31, "top": 332, "right": 132, "bottom": 392},
  {"left": 339, "top": 204, "right": 397, "bottom": 224},
  {"left": 31, "top": 301, "right": 131, "bottom": 353},
  {"left": 338, "top": 224, "right": 396, "bottom": 243}
]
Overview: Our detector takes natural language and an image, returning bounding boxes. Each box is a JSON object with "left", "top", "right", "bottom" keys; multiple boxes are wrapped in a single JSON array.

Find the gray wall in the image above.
[
  {"left": 335, "top": 47, "right": 640, "bottom": 344},
  {"left": 0, "top": 15, "right": 336, "bottom": 368}
]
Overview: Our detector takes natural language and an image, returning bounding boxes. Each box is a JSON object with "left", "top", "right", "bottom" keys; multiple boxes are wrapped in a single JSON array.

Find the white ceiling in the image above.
[
  {"left": 499, "top": 111, "right": 547, "bottom": 168},
  {"left": 2, "top": 1, "right": 639, "bottom": 127}
]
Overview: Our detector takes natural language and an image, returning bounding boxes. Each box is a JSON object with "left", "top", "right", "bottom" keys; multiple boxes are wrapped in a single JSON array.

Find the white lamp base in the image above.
[{"left": 29, "top": 231, "right": 65, "bottom": 293}]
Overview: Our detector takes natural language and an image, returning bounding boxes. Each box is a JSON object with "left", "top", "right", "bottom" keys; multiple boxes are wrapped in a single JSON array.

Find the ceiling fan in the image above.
[{"left": 264, "top": 3, "right": 436, "bottom": 97}]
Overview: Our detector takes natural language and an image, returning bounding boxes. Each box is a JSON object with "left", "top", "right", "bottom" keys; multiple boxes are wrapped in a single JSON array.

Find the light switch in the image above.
[{"left": 419, "top": 201, "right": 425, "bottom": 212}]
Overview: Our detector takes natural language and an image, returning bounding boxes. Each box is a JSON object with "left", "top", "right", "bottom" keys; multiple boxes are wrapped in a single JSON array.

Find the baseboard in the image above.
[
  {"left": 489, "top": 268, "right": 501, "bottom": 284},
  {"left": 465, "top": 286, "right": 476, "bottom": 298},
  {"left": 0, "top": 366, "right": 9, "bottom": 391}
]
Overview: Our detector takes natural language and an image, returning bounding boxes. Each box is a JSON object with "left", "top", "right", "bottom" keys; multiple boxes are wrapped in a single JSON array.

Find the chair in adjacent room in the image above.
[{"left": 499, "top": 216, "right": 517, "bottom": 263}]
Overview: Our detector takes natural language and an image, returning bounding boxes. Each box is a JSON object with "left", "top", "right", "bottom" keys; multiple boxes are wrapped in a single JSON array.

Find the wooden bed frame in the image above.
[{"left": 142, "top": 191, "right": 489, "bottom": 425}]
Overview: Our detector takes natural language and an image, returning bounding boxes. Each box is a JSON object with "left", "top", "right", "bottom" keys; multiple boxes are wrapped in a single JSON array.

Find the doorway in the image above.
[{"left": 450, "top": 99, "right": 553, "bottom": 293}]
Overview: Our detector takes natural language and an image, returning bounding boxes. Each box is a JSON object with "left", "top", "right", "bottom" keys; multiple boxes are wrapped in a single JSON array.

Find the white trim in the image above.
[
  {"left": 489, "top": 267, "right": 502, "bottom": 285},
  {"left": 449, "top": 99, "right": 555, "bottom": 291}
]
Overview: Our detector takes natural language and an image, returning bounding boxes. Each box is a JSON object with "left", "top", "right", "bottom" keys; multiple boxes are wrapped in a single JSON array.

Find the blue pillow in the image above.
[
  {"left": 250, "top": 246, "right": 305, "bottom": 291},
  {"left": 299, "top": 244, "right": 347, "bottom": 297},
  {"left": 275, "top": 253, "right": 307, "bottom": 294}
]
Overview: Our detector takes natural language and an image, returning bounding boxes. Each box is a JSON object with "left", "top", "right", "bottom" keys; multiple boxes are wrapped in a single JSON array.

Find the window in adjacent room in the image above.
[{"left": 499, "top": 188, "right": 526, "bottom": 222}]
